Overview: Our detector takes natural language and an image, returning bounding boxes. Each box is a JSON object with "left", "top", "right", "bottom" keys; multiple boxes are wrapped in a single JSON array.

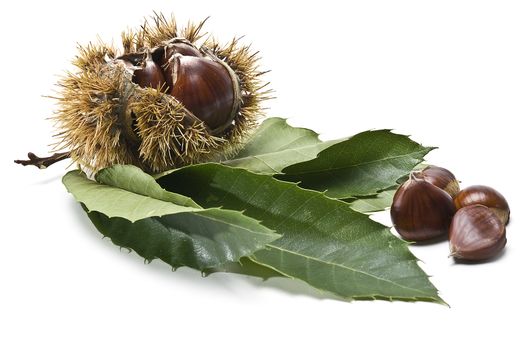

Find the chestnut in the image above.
[
  {"left": 454, "top": 185, "right": 510, "bottom": 224},
  {"left": 164, "top": 42, "right": 203, "bottom": 59},
  {"left": 391, "top": 172, "right": 456, "bottom": 241},
  {"left": 449, "top": 205, "right": 506, "bottom": 261},
  {"left": 167, "top": 55, "right": 237, "bottom": 131},
  {"left": 418, "top": 165, "right": 460, "bottom": 198},
  {"left": 155, "top": 41, "right": 204, "bottom": 90},
  {"left": 132, "top": 52, "right": 166, "bottom": 90}
]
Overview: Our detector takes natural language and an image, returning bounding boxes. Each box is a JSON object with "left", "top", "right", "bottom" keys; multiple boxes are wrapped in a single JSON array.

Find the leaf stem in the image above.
[{"left": 14, "top": 151, "right": 71, "bottom": 169}]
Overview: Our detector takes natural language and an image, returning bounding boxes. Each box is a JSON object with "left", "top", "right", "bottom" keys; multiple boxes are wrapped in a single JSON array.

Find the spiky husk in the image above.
[
  {"left": 52, "top": 64, "right": 142, "bottom": 170},
  {"left": 131, "top": 88, "right": 224, "bottom": 170},
  {"left": 52, "top": 13, "right": 268, "bottom": 173}
]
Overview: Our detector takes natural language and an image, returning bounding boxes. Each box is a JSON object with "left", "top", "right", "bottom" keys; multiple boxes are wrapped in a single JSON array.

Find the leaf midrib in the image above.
[
  {"left": 269, "top": 133, "right": 320, "bottom": 151},
  {"left": 73, "top": 181, "right": 196, "bottom": 219},
  {"left": 149, "top": 211, "right": 278, "bottom": 242},
  {"left": 225, "top": 139, "right": 338, "bottom": 164},
  {"left": 283, "top": 149, "right": 430, "bottom": 176},
  {"left": 260, "top": 243, "right": 433, "bottom": 297}
]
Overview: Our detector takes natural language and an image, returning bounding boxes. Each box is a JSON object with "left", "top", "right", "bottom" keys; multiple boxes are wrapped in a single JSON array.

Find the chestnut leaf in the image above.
[
  {"left": 158, "top": 163, "right": 445, "bottom": 303},
  {"left": 279, "top": 130, "right": 434, "bottom": 199},
  {"left": 222, "top": 117, "right": 340, "bottom": 174},
  {"left": 62, "top": 166, "right": 280, "bottom": 271}
]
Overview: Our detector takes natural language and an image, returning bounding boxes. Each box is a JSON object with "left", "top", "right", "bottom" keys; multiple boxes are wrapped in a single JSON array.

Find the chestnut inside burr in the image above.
[
  {"left": 168, "top": 55, "right": 236, "bottom": 130},
  {"left": 131, "top": 53, "right": 166, "bottom": 90},
  {"left": 121, "top": 41, "right": 237, "bottom": 132}
]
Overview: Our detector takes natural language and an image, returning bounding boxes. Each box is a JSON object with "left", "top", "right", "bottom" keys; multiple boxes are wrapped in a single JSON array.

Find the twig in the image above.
[{"left": 14, "top": 151, "right": 71, "bottom": 169}]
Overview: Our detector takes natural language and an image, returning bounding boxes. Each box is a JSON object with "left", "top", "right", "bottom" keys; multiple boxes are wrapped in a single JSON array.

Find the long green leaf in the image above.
[
  {"left": 63, "top": 166, "right": 280, "bottom": 270},
  {"left": 279, "top": 130, "right": 434, "bottom": 199},
  {"left": 158, "top": 164, "right": 444, "bottom": 303},
  {"left": 222, "top": 117, "right": 339, "bottom": 174}
]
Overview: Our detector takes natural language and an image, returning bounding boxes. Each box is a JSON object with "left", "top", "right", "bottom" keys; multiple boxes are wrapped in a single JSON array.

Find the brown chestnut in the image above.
[
  {"left": 391, "top": 172, "right": 456, "bottom": 241},
  {"left": 449, "top": 205, "right": 506, "bottom": 261},
  {"left": 418, "top": 165, "right": 460, "bottom": 198},
  {"left": 165, "top": 42, "right": 203, "bottom": 59},
  {"left": 131, "top": 52, "right": 167, "bottom": 90},
  {"left": 167, "top": 55, "right": 237, "bottom": 131},
  {"left": 155, "top": 42, "right": 204, "bottom": 89},
  {"left": 454, "top": 185, "right": 510, "bottom": 224}
]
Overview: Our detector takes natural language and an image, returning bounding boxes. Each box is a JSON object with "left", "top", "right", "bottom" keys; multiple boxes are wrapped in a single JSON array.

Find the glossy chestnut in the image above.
[
  {"left": 449, "top": 205, "right": 506, "bottom": 261},
  {"left": 167, "top": 55, "right": 236, "bottom": 131},
  {"left": 391, "top": 172, "right": 456, "bottom": 241},
  {"left": 155, "top": 42, "right": 204, "bottom": 90},
  {"left": 418, "top": 165, "right": 460, "bottom": 198},
  {"left": 131, "top": 52, "right": 166, "bottom": 90},
  {"left": 454, "top": 185, "right": 510, "bottom": 224}
]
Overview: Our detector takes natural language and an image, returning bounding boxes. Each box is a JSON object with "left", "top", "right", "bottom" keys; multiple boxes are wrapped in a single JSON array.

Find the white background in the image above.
[{"left": 1, "top": 1, "right": 522, "bottom": 349}]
